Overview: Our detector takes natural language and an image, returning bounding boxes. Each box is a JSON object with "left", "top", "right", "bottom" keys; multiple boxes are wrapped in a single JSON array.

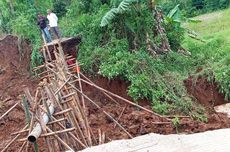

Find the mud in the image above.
[
  {"left": 0, "top": 35, "right": 39, "bottom": 151},
  {"left": 0, "top": 35, "right": 38, "bottom": 99},
  {"left": 1, "top": 35, "right": 230, "bottom": 151},
  {"left": 82, "top": 76, "right": 230, "bottom": 142},
  {"left": 184, "top": 76, "right": 229, "bottom": 107}
]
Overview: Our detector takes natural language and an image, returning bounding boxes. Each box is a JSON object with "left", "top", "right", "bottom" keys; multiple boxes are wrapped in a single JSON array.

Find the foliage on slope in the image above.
[
  {"left": 60, "top": 1, "right": 203, "bottom": 115},
  {"left": 183, "top": 9, "right": 230, "bottom": 99},
  {"left": 160, "top": 0, "right": 230, "bottom": 17},
  {"left": 0, "top": 0, "right": 229, "bottom": 117}
]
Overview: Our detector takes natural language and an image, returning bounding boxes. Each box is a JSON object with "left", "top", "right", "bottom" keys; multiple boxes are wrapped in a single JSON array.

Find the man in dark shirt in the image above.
[{"left": 37, "top": 13, "right": 52, "bottom": 43}]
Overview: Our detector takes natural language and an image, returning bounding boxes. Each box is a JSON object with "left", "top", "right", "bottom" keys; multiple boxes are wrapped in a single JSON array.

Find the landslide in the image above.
[
  {"left": 0, "top": 35, "right": 230, "bottom": 151},
  {"left": 0, "top": 35, "right": 38, "bottom": 99},
  {"left": 0, "top": 35, "right": 38, "bottom": 151}
]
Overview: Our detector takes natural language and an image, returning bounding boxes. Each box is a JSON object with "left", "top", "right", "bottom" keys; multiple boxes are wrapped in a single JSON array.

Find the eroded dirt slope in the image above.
[
  {"left": 0, "top": 35, "right": 38, "bottom": 99},
  {"left": 0, "top": 35, "right": 230, "bottom": 151},
  {"left": 0, "top": 35, "right": 38, "bottom": 150}
]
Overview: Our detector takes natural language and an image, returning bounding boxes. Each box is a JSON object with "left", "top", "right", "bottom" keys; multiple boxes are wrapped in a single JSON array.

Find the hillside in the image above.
[
  {"left": 0, "top": 1, "right": 230, "bottom": 151},
  {"left": 183, "top": 9, "right": 230, "bottom": 102}
]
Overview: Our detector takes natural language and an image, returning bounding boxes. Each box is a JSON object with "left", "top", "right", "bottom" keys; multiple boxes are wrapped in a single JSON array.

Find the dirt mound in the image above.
[
  {"left": 184, "top": 76, "right": 229, "bottom": 107},
  {"left": 0, "top": 35, "right": 38, "bottom": 99}
]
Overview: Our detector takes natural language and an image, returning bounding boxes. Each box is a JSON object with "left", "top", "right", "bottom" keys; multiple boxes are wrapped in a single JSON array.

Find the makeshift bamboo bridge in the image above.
[{"left": 0, "top": 38, "right": 171, "bottom": 152}]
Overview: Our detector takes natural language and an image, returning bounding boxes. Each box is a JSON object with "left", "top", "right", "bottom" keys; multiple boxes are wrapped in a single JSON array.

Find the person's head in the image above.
[
  {"left": 37, "top": 12, "right": 42, "bottom": 19},
  {"left": 47, "top": 9, "right": 52, "bottom": 15}
]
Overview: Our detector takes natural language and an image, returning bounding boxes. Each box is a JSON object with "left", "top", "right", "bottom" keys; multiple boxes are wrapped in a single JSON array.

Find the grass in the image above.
[
  {"left": 188, "top": 9, "right": 230, "bottom": 37},
  {"left": 183, "top": 8, "right": 230, "bottom": 100}
]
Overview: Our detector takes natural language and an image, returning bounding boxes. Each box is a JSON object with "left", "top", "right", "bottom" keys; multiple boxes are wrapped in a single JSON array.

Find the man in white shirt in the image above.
[{"left": 47, "top": 9, "right": 61, "bottom": 39}]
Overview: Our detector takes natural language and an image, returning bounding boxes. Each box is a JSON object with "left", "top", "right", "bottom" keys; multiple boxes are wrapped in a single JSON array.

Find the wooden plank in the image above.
[{"left": 53, "top": 108, "right": 72, "bottom": 116}]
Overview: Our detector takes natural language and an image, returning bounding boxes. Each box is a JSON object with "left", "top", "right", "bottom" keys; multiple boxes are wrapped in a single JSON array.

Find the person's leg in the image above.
[
  {"left": 43, "top": 27, "right": 52, "bottom": 43},
  {"left": 53, "top": 26, "right": 61, "bottom": 39},
  {"left": 41, "top": 29, "right": 48, "bottom": 43}
]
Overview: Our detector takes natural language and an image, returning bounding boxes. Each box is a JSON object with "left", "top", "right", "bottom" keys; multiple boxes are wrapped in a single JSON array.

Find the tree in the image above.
[{"left": 100, "top": 0, "right": 171, "bottom": 54}]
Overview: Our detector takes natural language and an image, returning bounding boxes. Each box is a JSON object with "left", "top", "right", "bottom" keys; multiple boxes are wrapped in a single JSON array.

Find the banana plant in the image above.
[
  {"left": 100, "top": 0, "right": 139, "bottom": 27},
  {"left": 164, "top": 4, "right": 204, "bottom": 43}
]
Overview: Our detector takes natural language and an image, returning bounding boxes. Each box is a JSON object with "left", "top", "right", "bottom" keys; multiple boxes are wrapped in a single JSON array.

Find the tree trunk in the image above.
[{"left": 153, "top": 6, "right": 171, "bottom": 53}]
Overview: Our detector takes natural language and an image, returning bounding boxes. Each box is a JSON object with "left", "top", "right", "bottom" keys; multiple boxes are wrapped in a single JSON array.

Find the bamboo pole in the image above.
[
  {"left": 46, "top": 127, "right": 75, "bottom": 152},
  {"left": 61, "top": 87, "right": 89, "bottom": 146},
  {"left": 75, "top": 63, "right": 92, "bottom": 146},
  {"left": 0, "top": 102, "right": 19, "bottom": 120},
  {"left": 79, "top": 74, "right": 170, "bottom": 121},
  {"left": 68, "top": 82, "right": 133, "bottom": 139},
  {"left": 1, "top": 125, "right": 28, "bottom": 152},
  {"left": 48, "top": 118, "right": 66, "bottom": 125},
  {"left": 17, "top": 141, "right": 27, "bottom": 152},
  {"left": 41, "top": 128, "right": 75, "bottom": 137},
  {"left": 21, "top": 95, "right": 31, "bottom": 125},
  {"left": 12, "top": 129, "right": 29, "bottom": 135},
  {"left": 38, "top": 97, "right": 87, "bottom": 148},
  {"left": 114, "top": 106, "right": 126, "bottom": 129},
  {"left": 23, "top": 88, "right": 34, "bottom": 104},
  {"left": 80, "top": 73, "right": 119, "bottom": 105},
  {"left": 53, "top": 108, "right": 72, "bottom": 116},
  {"left": 54, "top": 77, "right": 71, "bottom": 94}
]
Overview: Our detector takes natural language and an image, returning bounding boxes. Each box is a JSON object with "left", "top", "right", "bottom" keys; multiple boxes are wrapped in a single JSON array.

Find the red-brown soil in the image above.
[
  {"left": 1, "top": 35, "right": 230, "bottom": 151},
  {"left": 0, "top": 35, "right": 39, "bottom": 151},
  {"left": 184, "top": 76, "right": 230, "bottom": 107},
  {"left": 0, "top": 35, "right": 38, "bottom": 99},
  {"left": 82, "top": 75, "right": 230, "bottom": 142}
]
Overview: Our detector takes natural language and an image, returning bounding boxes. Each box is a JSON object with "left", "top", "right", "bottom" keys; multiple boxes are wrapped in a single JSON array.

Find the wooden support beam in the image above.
[
  {"left": 11, "top": 129, "right": 29, "bottom": 136},
  {"left": 46, "top": 127, "right": 75, "bottom": 152},
  {"left": 53, "top": 108, "right": 72, "bottom": 116},
  {"left": 62, "top": 92, "right": 76, "bottom": 99},
  {"left": 48, "top": 118, "right": 66, "bottom": 125},
  {"left": 67, "top": 82, "right": 133, "bottom": 139},
  {"left": 61, "top": 99, "right": 73, "bottom": 104},
  {"left": 41, "top": 128, "right": 75, "bottom": 137}
]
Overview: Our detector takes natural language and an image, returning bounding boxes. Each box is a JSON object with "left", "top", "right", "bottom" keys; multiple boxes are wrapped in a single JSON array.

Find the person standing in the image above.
[
  {"left": 47, "top": 9, "right": 61, "bottom": 39},
  {"left": 37, "top": 13, "right": 52, "bottom": 43}
]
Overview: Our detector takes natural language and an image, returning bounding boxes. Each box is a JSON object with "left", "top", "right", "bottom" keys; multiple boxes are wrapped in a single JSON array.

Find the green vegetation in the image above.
[
  {"left": 172, "top": 116, "right": 180, "bottom": 133},
  {"left": 0, "top": 0, "right": 229, "bottom": 117},
  {"left": 161, "top": 0, "right": 230, "bottom": 17},
  {"left": 183, "top": 9, "right": 230, "bottom": 100}
]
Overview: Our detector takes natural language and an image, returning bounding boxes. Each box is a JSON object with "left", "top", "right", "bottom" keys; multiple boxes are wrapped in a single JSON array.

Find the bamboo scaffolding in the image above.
[
  {"left": 61, "top": 87, "right": 90, "bottom": 146},
  {"left": 50, "top": 116, "right": 86, "bottom": 148},
  {"left": 46, "top": 127, "right": 74, "bottom": 152},
  {"left": 67, "top": 82, "right": 133, "bottom": 139}
]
